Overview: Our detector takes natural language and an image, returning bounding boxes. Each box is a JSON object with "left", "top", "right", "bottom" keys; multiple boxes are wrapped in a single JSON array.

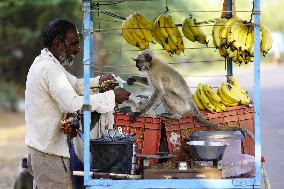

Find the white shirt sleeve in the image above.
[
  {"left": 64, "top": 70, "right": 100, "bottom": 95},
  {"left": 45, "top": 63, "right": 115, "bottom": 113}
]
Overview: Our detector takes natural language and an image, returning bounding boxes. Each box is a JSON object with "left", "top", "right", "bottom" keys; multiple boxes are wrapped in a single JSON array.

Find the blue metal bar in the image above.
[
  {"left": 83, "top": 0, "right": 92, "bottom": 185},
  {"left": 85, "top": 178, "right": 256, "bottom": 189},
  {"left": 226, "top": 0, "right": 233, "bottom": 78},
  {"left": 253, "top": 0, "right": 262, "bottom": 187}
]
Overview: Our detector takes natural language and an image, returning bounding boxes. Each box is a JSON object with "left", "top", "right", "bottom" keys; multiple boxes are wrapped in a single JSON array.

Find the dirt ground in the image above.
[{"left": 0, "top": 111, "right": 27, "bottom": 189}]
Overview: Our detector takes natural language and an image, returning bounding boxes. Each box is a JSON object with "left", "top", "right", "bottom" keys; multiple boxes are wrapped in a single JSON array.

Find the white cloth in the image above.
[{"left": 25, "top": 48, "right": 115, "bottom": 158}]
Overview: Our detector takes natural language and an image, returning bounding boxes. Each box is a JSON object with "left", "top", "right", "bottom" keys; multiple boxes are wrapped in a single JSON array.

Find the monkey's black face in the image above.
[{"left": 134, "top": 52, "right": 152, "bottom": 72}]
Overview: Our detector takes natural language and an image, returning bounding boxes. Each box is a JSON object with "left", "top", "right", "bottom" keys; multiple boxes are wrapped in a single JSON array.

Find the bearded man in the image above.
[{"left": 25, "top": 19, "right": 130, "bottom": 189}]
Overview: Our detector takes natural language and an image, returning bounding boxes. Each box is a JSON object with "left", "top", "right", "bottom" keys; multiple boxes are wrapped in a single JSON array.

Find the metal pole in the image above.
[
  {"left": 253, "top": 0, "right": 262, "bottom": 187},
  {"left": 226, "top": 0, "right": 233, "bottom": 78},
  {"left": 82, "top": 0, "right": 92, "bottom": 186}
]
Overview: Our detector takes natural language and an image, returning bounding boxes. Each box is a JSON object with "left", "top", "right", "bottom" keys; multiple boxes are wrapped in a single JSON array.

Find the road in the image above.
[{"left": 195, "top": 63, "right": 284, "bottom": 189}]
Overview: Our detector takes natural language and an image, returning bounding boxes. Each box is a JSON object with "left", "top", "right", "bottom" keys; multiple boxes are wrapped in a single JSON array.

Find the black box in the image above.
[{"left": 90, "top": 140, "right": 135, "bottom": 174}]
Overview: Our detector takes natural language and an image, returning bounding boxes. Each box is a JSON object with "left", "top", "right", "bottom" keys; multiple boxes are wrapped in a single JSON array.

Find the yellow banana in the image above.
[
  {"left": 133, "top": 13, "right": 153, "bottom": 43},
  {"left": 202, "top": 84, "right": 221, "bottom": 103},
  {"left": 165, "top": 15, "right": 178, "bottom": 45},
  {"left": 212, "top": 18, "right": 227, "bottom": 48},
  {"left": 217, "top": 88, "right": 239, "bottom": 107},
  {"left": 192, "top": 93, "right": 205, "bottom": 110},
  {"left": 125, "top": 17, "right": 143, "bottom": 43},
  {"left": 128, "top": 15, "right": 144, "bottom": 40},
  {"left": 220, "top": 82, "right": 241, "bottom": 103},
  {"left": 156, "top": 14, "right": 169, "bottom": 39},
  {"left": 220, "top": 17, "right": 243, "bottom": 47},
  {"left": 229, "top": 85, "right": 251, "bottom": 105},
  {"left": 121, "top": 20, "right": 138, "bottom": 47},
  {"left": 260, "top": 24, "right": 273, "bottom": 56},
  {"left": 218, "top": 46, "right": 229, "bottom": 58},
  {"left": 210, "top": 99, "right": 227, "bottom": 111},
  {"left": 196, "top": 84, "right": 216, "bottom": 113},
  {"left": 182, "top": 18, "right": 196, "bottom": 42}
]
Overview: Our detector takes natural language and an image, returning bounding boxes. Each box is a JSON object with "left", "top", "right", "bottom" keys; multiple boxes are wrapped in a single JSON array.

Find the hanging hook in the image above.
[{"left": 164, "top": 0, "right": 169, "bottom": 14}]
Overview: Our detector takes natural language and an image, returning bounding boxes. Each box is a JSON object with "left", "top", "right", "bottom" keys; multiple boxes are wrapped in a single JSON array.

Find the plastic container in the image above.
[{"left": 90, "top": 140, "right": 136, "bottom": 174}]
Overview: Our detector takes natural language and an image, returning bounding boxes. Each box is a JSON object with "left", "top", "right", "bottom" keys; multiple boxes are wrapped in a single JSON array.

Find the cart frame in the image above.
[{"left": 81, "top": 0, "right": 262, "bottom": 188}]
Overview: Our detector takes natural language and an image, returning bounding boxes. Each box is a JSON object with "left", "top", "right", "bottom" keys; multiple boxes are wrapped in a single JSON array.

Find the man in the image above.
[{"left": 25, "top": 19, "right": 130, "bottom": 189}]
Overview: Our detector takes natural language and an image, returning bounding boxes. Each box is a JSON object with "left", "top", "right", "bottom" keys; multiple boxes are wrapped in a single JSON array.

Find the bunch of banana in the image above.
[
  {"left": 217, "top": 76, "right": 251, "bottom": 107},
  {"left": 260, "top": 24, "right": 273, "bottom": 56},
  {"left": 212, "top": 17, "right": 273, "bottom": 64},
  {"left": 182, "top": 17, "right": 208, "bottom": 45},
  {"left": 121, "top": 12, "right": 153, "bottom": 50},
  {"left": 150, "top": 14, "right": 184, "bottom": 55},
  {"left": 193, "top": 84, "right": 226, "bottom": 113}
]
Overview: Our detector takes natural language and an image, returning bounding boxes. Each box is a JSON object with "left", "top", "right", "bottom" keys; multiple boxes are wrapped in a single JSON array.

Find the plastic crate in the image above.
[
  {"left": 113, "top": 113, "right": 162, "bottom": 164},
  {"left": 163, "top": 105, "right": 255, "bottom": 161}
]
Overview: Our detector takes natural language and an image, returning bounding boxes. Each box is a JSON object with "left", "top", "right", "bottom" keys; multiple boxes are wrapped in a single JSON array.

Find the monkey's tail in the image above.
[{"left": 191, "top": 101, "right": 255, "bottom": 142}]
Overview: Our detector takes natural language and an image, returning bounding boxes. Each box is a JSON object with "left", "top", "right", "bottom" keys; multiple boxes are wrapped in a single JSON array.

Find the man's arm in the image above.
[
  {"left": 64, "top": 70, "right": 100, "bottom": 95},
  {"left": 46, "top": 63, "right": 115, "bottom": 113}
]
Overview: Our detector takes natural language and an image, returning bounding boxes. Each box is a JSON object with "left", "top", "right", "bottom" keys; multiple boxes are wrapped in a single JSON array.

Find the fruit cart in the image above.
[{"left": 80, "top": 0, "right": 263, "bottom": 188}]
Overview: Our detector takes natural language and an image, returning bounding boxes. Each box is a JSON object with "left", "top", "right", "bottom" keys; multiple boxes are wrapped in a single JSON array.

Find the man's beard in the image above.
[{"left": 58, "top": 48, "right": 74, "bottom": 67}]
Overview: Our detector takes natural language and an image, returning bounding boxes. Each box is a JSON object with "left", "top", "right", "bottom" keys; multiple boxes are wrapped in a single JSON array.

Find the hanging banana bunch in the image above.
[
  {"left": 211, "top": 17, "right": 273, "bottom": 65},
  {"left": 150, "top": 14, "right": 184, "bottom": 55},
  {"left": 121, "top": 12, "right": 153, "bottom": 50},
  {"left": 182, "top": 16, "right": 208, "bottom": 45}
]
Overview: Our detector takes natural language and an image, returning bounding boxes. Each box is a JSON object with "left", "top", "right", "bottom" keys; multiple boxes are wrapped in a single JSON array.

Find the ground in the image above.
[{"left": 0, "top": 112, "right": 27, "bottom": 189}]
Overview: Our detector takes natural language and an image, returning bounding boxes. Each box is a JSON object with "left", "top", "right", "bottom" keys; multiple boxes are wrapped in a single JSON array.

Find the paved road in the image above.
[{"left": 194, "top": 63, "right": 284, "bottom": 189}]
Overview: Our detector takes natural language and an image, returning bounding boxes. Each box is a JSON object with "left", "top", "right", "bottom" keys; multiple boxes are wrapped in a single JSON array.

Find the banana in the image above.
[
  {"left": 125, "top": 17, "right": 143, "bottom": 44},
  {"left": 196, "top": 84, "right": 217, "bottom": 113},
  {"left": 202, "top": 84, "right": 221, "bottom": 103},
  {"left": 165, "top": 15, "right": 178, "bottom": 45},
  {"left": 128, "top": 15, "right": 145, "bottom": 40},
  {"left": 236, "top": 25, "right": 250, "bottom": 51},
  {"left": 243, "top": 25, "right": 254, "bottom": 52},
  {"left": 196, "top": 25, "right": 208, "bottom": 45},
  {"left": 121, "top": 20, "right": 138, "bottom": 47},
  {"left": 227, "top": 21, "right": 245, "bottom": 48},
  {"left": 218, "top": 46, "right": 229, "bottom": 58},
  {"left": 228, "top": 76, "right": 248, "bottom": 94},
  {"left": 156, "top": 14, "right": 169, "bottom": 39},
  {"left": 220, "top": 17, "right": 243, "bottom": 47},
  {"left": 133, "top": 13, "right": 153, "bottom": 43},
  {"left": 220, "top": 82, "right": 241, "bottom": 103},
  {"left": 229, "top": 84, "right": 251, "bottom": 105},
  {"left": 260, "top": 24, "right": 273, "bottom": 56},
  {"left": 217, "top": 88, "right": 239, "bottom": 107},
  {"left": 212, "top": 18, "right": 227, "bottom": 48},
  {"left": 209, "top": 98, "right": 227, "bottom": 111},
  {"left": 182, "top": 17, "right": 197, "bottom": 42},
  {"left": 192, "top": 92, "right": 205, "bottom": 110}
]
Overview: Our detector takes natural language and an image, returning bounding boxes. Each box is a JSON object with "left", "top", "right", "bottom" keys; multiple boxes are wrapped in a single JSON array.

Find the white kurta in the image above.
[{"left": 25, "top": 48, "right": 115, "bottom": 158}]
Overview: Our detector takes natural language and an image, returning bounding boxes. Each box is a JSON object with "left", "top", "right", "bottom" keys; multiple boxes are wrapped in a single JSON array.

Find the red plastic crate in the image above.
[
  {"left": 163, "top": 105, "right": 255, "bottom": 161},
  {"left": 113, "top": 113, "right": 162, "bottom": 164}
]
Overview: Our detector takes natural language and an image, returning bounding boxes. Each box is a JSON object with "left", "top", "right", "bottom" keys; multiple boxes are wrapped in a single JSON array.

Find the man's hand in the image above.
[
  {"left": 99, "top": 73, "right": 115, "bottom": 84},
  {"left": 113, "top": 87, "right": 131, "bottom": 104},
  {"left": 99, "top": 73, "right": 118, "bottom": 92}
]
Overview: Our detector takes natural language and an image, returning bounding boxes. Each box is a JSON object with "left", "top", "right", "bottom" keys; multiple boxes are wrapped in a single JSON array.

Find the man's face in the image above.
[{"left": 58, "top": 28, "right": 80, "bottom": 66}]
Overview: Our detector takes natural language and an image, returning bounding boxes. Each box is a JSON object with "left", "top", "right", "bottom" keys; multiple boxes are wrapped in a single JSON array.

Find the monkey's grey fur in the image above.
[{"left": 133, "top": 49, "right": 254, "bottom": 141}]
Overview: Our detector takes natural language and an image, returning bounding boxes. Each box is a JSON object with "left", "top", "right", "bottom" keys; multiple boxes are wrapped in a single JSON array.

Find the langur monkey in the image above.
[{"left": 131, "top": 49, "right": 254, "bottom": 141}]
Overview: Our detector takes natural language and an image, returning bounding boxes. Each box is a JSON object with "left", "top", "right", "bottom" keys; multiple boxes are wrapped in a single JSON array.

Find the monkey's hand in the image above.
[
  {"left": 131, "top": 111, "right": 141, "bottom": 122},
  {"left": 127, "top": 77, "right": 136, "bottom": 86}
]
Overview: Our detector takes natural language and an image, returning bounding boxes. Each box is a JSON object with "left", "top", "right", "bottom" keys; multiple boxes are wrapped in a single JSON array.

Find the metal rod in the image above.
[
  {"left": 82, "top": 0, "right": 92, "bottom": 185},
  {"left": 225, "top": 0, "right": 233, "bottom": 79},
  {"left": 253, "top": 0, "right": 262, "bottom": 186}
]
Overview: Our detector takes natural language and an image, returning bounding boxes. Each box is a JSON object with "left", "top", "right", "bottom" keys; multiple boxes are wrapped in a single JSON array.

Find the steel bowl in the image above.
[{"left": 187, "top": 141, "right": 228, "bottom": 161}]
